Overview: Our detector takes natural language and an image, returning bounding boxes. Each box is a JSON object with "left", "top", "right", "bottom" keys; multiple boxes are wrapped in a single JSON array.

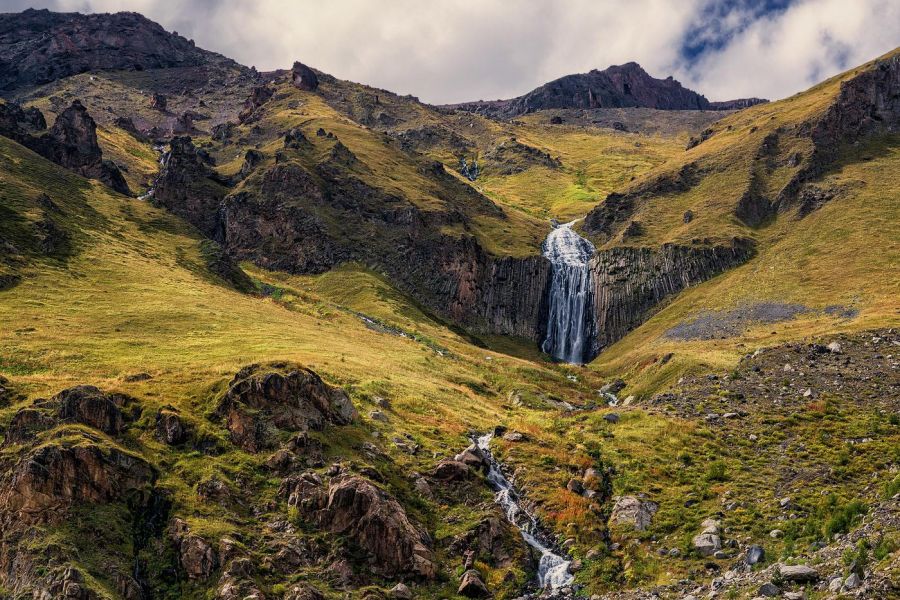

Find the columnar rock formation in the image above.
[{"left": 588, "top": 239, "right": 755, "bottom": 353}]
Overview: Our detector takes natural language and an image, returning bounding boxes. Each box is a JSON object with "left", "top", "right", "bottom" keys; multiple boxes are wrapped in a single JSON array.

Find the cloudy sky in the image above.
[{"left": 6, "top": 0, "right": 900, "bottom": 104}]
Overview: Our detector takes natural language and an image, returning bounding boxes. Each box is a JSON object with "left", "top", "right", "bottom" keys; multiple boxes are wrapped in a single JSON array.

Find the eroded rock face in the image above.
[
  {"left": 54, "top": 385, "right": 128, "bottom": 434},
  {"left": 214, "top": 363, "right": 356, "bottom": 452},
  {"left": 153, "top": 136, "right": 228, "bottom": 238},
  {"left": 238, "top": 85, "right": 274, "bottom": 123},
  {"left": 44, "top": 100, "right": 130, "bottom": 194},
  {"left": 4, "top": 385, "right": 134, "bottom": 444},
  {"left": 0, "top": 441, "right": 155, "bottom": 525},
  {"left": 318, "top": 476, "right": 436, "bottom": 579},
  {"left": 170, "top": 517, "right": 219, "bottom": 580},
  {"left": 0, "top": 100, "right": 129, "bottom": 194}
]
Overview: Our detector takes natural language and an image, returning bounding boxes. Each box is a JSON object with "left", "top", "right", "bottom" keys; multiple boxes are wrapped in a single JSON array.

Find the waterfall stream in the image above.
[
  {"left": 541, "top": 220, "right": 596, "bottom": 364},
  {"left": 475, "top": 433, "right": 574, "bottom": 590}
]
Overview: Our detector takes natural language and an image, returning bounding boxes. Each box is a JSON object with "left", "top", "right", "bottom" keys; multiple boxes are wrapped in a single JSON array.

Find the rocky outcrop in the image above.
[
  {"left": 0, "top": 8, "right": 240, "bottom": 92},
  {"left": 156, "top": 408, "right": 188, "bottom": 445},
  {"left": 213, "top": 363, "right": 356, "bottom": 452},
  {"left": 44, "top": 100, "right": 130, "bottom": 194},
  {"left": 318, "top": 476, "right": 436, "bottom": 579},
  {"left": 775, "top": 51, "right": 900, "bottom": 211},
  {"left": 449, "top": 62, "right": 765, "bottom": 118},
  {"left": 3, "top": 385, "right": 135, "bottom": 445},
  {"left": 153, "top": 136, "right": 228, "bottom": 238},
  {"left": 589, "top": 238, "right": 755, "bottom": 353},
  {"left": 170, "top": 518, "right": 219, "bottom": 580},
  {"left": 0, "top": 440, "right": 154, "bottom": 525},
  {"left": 291, "top": 61, "right": 319, "bottom": 91},
  {"left": 482, "top": 138, "right": 561, "bottom": 175},
  {"left": 238, "top": 85, "right": 274, "bottom": 123},
  {"left": 0, "top": 100, "right": 129, "bottom": 194},
  {"left": 709, "top": 98, "right": 768, "bottom": 110}
]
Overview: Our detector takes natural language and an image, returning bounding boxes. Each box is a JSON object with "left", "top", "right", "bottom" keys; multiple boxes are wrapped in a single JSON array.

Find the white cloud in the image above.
[{"left": 5, "top": 0, "right": 899, "bottom": 103}]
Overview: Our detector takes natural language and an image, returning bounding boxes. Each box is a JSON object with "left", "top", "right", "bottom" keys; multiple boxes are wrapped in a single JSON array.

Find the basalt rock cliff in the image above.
[{"left": 588, "top": 239, "right": 755, "bottom": 354}]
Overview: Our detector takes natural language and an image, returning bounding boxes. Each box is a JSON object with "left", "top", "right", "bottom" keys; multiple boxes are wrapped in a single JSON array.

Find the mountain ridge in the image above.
[{"left": 445, "top": 61, "right": 768, "bottom": 118}]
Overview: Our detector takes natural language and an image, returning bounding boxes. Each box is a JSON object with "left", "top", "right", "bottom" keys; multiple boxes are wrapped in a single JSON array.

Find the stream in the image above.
[{"left": 475, "top": 432, "right": 574, "bottom": 590}]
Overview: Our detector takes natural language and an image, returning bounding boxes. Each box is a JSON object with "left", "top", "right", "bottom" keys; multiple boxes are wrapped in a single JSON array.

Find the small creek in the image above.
[{"left": 475, "top": 432, "right": 574, "bottom": 590}]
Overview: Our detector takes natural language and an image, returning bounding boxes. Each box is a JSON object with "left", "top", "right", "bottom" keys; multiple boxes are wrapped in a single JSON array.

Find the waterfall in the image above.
[
  {"left": 541, "top": 220, "right": 596, "bottom": 364},
  {"left": 475, "top": 433, "right": 574, "bottom": 590}
]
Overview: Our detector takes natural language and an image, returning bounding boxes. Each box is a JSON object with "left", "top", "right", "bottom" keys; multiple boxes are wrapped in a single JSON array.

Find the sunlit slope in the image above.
[{"left": 590, "top": 134, "right": 900, "bottom": 393}]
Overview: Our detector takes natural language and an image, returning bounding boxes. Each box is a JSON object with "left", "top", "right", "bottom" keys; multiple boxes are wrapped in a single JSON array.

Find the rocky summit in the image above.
[{"left": 0, "top": 7, "right": 897, "bottom": 600}]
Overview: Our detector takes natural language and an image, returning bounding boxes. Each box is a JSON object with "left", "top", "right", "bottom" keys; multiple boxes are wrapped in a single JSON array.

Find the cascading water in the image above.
[
  {"left": 541, "top": 220, "right": 596, "bottom": 364},
  {"left": 476, "top": 433, "right": 574, "bottom": 590}
]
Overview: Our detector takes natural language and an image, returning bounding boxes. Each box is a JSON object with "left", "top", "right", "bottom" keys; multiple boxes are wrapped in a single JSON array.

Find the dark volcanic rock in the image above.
[
  {"left": 776, "top": 52, "right": 900, "bottom": 212},
  {"left": 589, "top": 238, "right": 755, "bottom": 353},
  {"left": 450, "top": 62, "right": 766, "bottom": 118},
  {"left": 291, "top": 61, "right": 319, "bottom": 91},
  {"left": 0, "top": 100, "right": 130, "bottom": 194},
  {"left": 53, "top": 385, "right": 128, "bottom": 434},
  {"left": 0, "top": 8, "right": 234, "bottom": 91},
  {"left": 583, "top": 163, "right": 700, "bottom": 241},
  {"left": 151, "top": 93, "right": 167, "bottom": 112},
  {"left": 153, "top": 136, "right": 228, "bottom": 238}
]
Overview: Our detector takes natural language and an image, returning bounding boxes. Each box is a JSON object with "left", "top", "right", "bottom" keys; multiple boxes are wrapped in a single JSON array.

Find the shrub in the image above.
[
  {"left": 705, "top": 460, "right": 727, "bottom": 482},
  {"left": 824, "top": 500, "right": 867, "bottom": 538}
]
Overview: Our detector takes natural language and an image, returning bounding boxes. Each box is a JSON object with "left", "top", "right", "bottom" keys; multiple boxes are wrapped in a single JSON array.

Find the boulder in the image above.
[
  {"left": 454, "top": 446, "right": 487, "bottom": 470},
  {"left": 744, "top": 544, "right": 765, "bottom": 566},
  {"left": 214, "top": 363, "right": 357, "bottom": 452},
  {"left": 458, "top": 569, "right": 489, "bottom": 598},
  {"left": 389, "top": 583, "right": 413, "bottom": 599},
  {"left": 758, "top": 582, "right": 779, "bottom": 597},
  {"left": 53, "top": 385, "right": 127, "bottom": 434},
  {"left": 318, "top": 476, "right": 436, "bottom": 579},
  {"left": 692, "top": 518, "right": 722, "bottom": 556},
  {"left": 609, "top": 495, "right": 658, "bottom": 531},
  {"left": 430, "top": 459, "right": 472, "bottom": 482},
  {"left": 779, "top": 564, "right": 818, "bottom": 583},
  {"left": 291, "top": 61, "right": 319, "bottom": 91}
]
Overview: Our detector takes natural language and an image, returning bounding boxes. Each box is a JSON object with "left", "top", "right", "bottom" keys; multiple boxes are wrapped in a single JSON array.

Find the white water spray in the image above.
[
  {"left": 541, "top": 220, "right": 595, "bottom": 364},
  {"left": 476, "top": 433, "right": 574, "bottom": 590}
]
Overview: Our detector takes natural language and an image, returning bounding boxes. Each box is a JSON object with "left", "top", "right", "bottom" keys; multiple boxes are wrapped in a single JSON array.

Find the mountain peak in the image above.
[
  {"left": 0, "top": 9, "right": 248, "bottom": 92},
  {"left": 448, "top": 62, "right": 767, "bottom": 117}
]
